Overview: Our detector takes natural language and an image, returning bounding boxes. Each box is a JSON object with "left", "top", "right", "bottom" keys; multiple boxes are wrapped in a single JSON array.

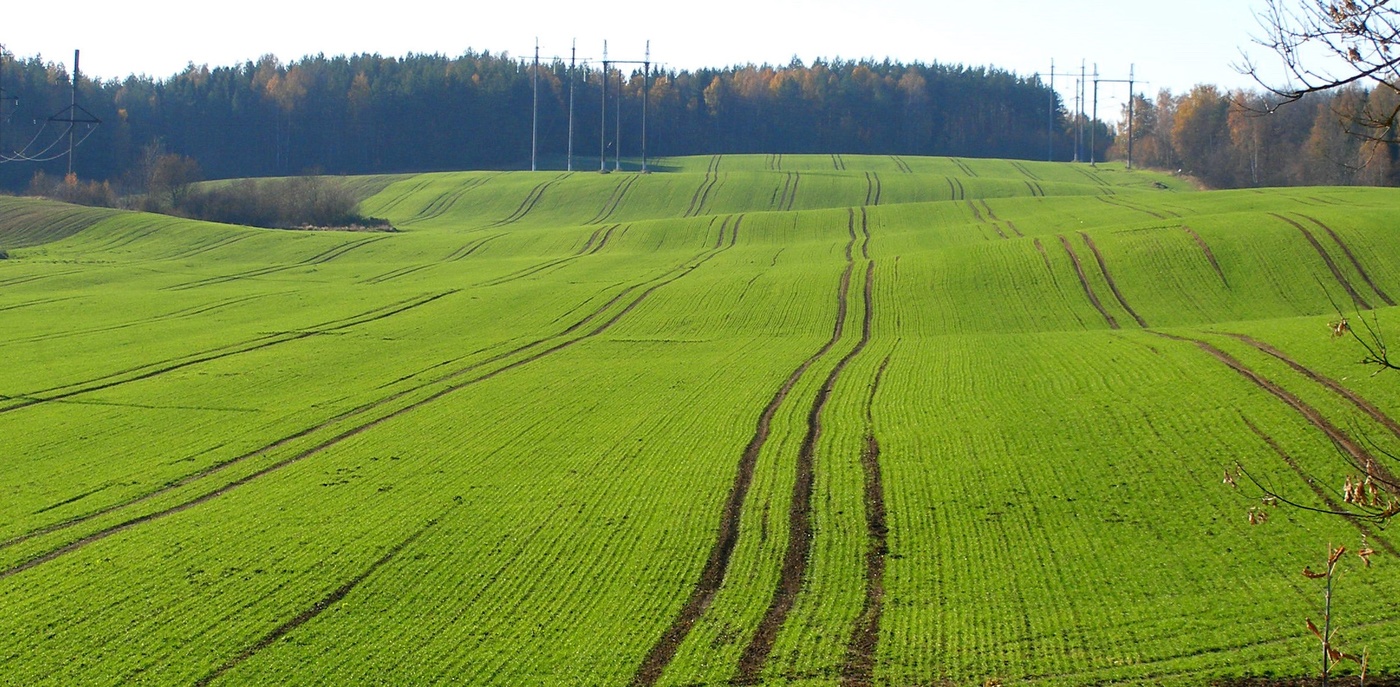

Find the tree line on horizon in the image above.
[
  {"left": 0, "top": 50, "right": 1094, "bottom": 190},
  {"left": 1112, "top": 83, "right": 1400, "bottom": 188},
  {"left": 0, "top": 49, "right": 1395, "bottom": 192}
]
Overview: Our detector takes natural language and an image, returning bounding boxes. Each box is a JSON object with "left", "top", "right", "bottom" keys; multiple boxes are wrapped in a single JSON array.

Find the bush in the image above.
[
  {"left": 174, "top": 176, "right": 391, "bottom": 231},
  {"left": 26, "top": 172, "right": 117, "bottom": 208}
]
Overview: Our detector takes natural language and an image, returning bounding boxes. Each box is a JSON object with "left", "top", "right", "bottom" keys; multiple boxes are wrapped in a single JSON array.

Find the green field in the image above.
[{"left": 2, "top": 154, "right": 1399, "bottom": 685}]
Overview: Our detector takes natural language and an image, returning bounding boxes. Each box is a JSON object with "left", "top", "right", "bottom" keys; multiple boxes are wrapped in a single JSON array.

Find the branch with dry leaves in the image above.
[{"left": 1240, "top": 0, "right": 1400, "bottom": 138}]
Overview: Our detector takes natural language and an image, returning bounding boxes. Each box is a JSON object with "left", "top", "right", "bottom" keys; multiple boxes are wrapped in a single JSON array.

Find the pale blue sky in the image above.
[{"left": 9, "top": 0, "right": 1284, "bottom": 109}]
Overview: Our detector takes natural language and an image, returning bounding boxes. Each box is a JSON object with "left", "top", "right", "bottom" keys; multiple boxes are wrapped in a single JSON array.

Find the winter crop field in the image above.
[{"left": 2, "top": 155, "right": 1399, "bottom": 685}]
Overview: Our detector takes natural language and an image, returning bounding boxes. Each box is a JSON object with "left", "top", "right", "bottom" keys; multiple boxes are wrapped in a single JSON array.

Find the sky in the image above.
[{"left": 4, "top": 0, "right": 1290, "bottom": 115}]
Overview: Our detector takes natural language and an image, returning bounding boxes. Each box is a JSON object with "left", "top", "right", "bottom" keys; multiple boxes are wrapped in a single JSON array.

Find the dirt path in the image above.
[
  {"left": 1297, "top": 214, "right": 1394, "bottom": 306},
  {"left": 632, "top": 218, "right": 857, "bottom": 687},
  {"left": 1058, "top": 235, "right": 1119, "bottom": 329},
  {"left": 840, "top": 354, "right": 892, "bottom": 687},
  {"left": 1224, "top": 333, "right": 1400, "bottom": 450},
  {"left": 1180, "top": 226, "right": 1227, "bottom": 287},
  {"left": 194, "top": 511, "right": 447, "bottom": 686},
  {"left": 1, "top": 225, "right": 745, "bottom": 578},
  {"left": 734, "top": 258, "right": 875, "bottom": 683},
  {"left": 1241, "top": 417, "right": 1398, "bottom": 557},
  {"left": 1270, "top": 213, "right": 1371, "bottom": 309},
  {"left": 1078, "top": 232, "right": 1147, "bottom": 327},
  {"left": 1150, "top": 331, "right": 1396, "bottom": 493}
]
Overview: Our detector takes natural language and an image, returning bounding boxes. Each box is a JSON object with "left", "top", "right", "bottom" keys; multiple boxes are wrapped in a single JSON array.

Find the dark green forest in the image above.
[
  {"left": 0, "top": 51, "right": 1089, "bottom": 189},
  {"left": 2, "top": 49, "right": 1396, "bottom": 191}
]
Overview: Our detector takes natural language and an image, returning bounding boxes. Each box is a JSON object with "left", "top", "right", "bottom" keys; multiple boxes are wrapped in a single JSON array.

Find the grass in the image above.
[{"left": 0, "top": 156, "right": 1397, "bottom": 685}]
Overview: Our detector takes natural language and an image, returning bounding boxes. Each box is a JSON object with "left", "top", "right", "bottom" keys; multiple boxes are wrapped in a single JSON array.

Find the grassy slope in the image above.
[{"left": 0, "top": 156, "right": 1397, "bottom": 686}]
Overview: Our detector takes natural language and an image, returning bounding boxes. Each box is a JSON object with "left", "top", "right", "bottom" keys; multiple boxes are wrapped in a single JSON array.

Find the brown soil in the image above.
[
  {"left": 1181, "top": 226, "right": 1228, "bottom": 287},
  {"left": 840, "top": 354, "right": 892, "bottom": 687},
  {"left": 1297, "top": 214, "right": 1395, "bottom": 306},
  {"left": 1078, "top": 232, "right": 1148, "bottom": 327},
  {"left": 1058, "top": 235, "right": 1119, "bottom": 329},
  {"left": 735, "top": 259, "right": 875, "bottom": 684},
  {"left": 632, "top": 229, "right": 853, "bottom": 687},
  {"left": 1241, "top": 416, "right": 1399, "bottom": 556},
  {"left": 1270, "top": 213, "right": 1371, "bottom": 309},
  {"left": 194, "top": 512, "right": 445, "bottom": 686}
]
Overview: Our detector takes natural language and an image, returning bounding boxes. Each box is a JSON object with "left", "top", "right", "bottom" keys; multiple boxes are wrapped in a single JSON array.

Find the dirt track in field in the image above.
[
  {"left": 1078, "top": 232, "right": 1147, "bottom": 327},
  {"left": 193, "top": 512, "right": 446, "bottom": 686},
  {"left": 1178, "top": 225, "right": 1227, "bottom": 287},
  {"left": 1270, "top": 213, "right": 1371, "bottom": 309},
  {"left": 632, "top": 214, "right": 861, "bottom": 687},
  {"left": 734, "top": 258, "right": 875, "bottom": 683},
  {"left": 1296, "top": 213, "right": 1395, "bottom": 306},
  {"left": 1058, "top": 235, "right": 1119, "bottom": 329},
  {"left": 1151, "top": 331, "right": 1396, "bottom": 494},
  {"left": 1241, "top": 416, "right": 1398, "bottom": 556},
  {"left": 840, "top": 354, "right": 892, "bottom": 687},
  {"left": 0, "top": 223, "right": 744, "bottom": 580}
]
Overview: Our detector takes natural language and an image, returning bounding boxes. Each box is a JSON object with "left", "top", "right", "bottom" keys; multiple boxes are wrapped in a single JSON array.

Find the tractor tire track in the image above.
[
  {"left": 1241, "top": 416, "right": 1399, "bottom": 556},
  {"left": 952, "top": 177, "right": 966, "bottom": 201},
  {"left": 1296, "top": 214, "right": 1394, "bottom": 306},
  {"left": 1271, "top": 213, "right": 1371, "bottom": 309},
  {"left": 1181, "top": 226, "right": 1227, "bottom": 287},
  {"left": 487, "top": 174, "right": 567, "bottom": 228},
  {"left": 632, "top": 217, "right": 856, "bottom": 687},
  {"left": 167, "top": 236, "right": 390, "bottom": 291},
  {"left": 863, "top": 172, "right": 882, "bottom": 207},
  {"left": 0, "top": 291, "right": 457, "bottom": 418},
  {"left": 408, "top": 176, "right": 493, "bottom": 224},
  {"left": 1058, "top": 235, "right": 1118, "bottom": 329},
  {"left": 734, "top": 215, "right": 876, "bottom": 683},
  {"left": 1005, "top": 220, "right": 1024, "bottom": 238},
  {"left": 1, "top": 227, "right": 742, "bottom": 575},
  {"left": 889, "top": 155, "right": 912, "bottom": 173},
  {"left": 1224, "top": 333, "right": 1400, "bottom": 444},
  {"left": 0, "top": 292, "right": 274, "bottom": 347},
  {"left": 832, "top": 154, "right": 846, "bottom": 171},
  {"left": 1095, "top": 195, "right": 1166, "bottom": 220},
  {"left": 194, "top": 512, "right": 446, "bottom": 686},
  {"left": 165, "top": 233, "right": 255, "bottom": 261},
  {"left": 1150, "top": 332, "right": 1398, "bottom": 491},
  {"left": 587, "top": 175, "right": 640, "bottom": 224},
  {"left": 1078, "top": 232, "right": 1147, "bottom": 327},
  {"left": 951, "top": 158, "right": 977, "bottom": 177},
  {"left": 359, "top": 234, "right": 505, "bottom": 285},
  {"left": 1010, "top": 160, "right": 1042, "bottom": 181},
  {"left": 840, "top": 354, "right": 892, "bottom": 687}
]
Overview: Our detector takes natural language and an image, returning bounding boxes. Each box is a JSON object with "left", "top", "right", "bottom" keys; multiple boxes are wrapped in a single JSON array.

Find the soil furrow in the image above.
[
  {"left": 0, "top": 291, "right": 456, "bottom": 416},
  {"left": 1011, "top": 160, "right": 1042, "bottom": 181},
  {"left": 840, "top": 354, "right": 891, "bottom": 687},
  {"left": 193, "top": 513, "right": 445, "bottom": 686},
  {"left": 2, "top": 230, "right": 739, "bottom": 575},
  {"left": 1078, "top": 232, "right": 1147, "bottom": 327},
  {"left": 1242, "top": 417, "right": 1399, "bottom": 556},
  {"left": 1270, "top": 213, "right": 1371, "bottom": 309},
  {"left": 632, "top": 219, "right": 849, "bottom": 687},
  {"left": 1058, "top": 235, "right": 1119, "bottom": 329},
  {"left": 1181, "top": 226, "right": 1227, "bottom": 287},
  {"left": 1224, "top": 333, "right": 1400, "bottom": 443},
  {"left": 1151, "top": 331, "right": 1397, "bottom": 492},
  {"left": 737, "top": 258, "right": 875, "bottom": 683},
  {"left": 1297, "top": 214, "right": 1394, "bottom": 306},
  {"left": 1095, "top": 195, "right": 1166, "bottom": 220}
]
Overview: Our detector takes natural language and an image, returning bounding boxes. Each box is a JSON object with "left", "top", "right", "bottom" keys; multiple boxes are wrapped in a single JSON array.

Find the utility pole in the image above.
[
  {"left": 1091, "top": 63, "right": 1099, "bottom": 164},
  {"left": 641, "top": 40, "right": 650, "bottom": 173},
  {"left": 1047, "top": 59, "right": 1054, "bottom": 162},
  {"left": 613, "top": 62, "right": 621, "bottom": 172},
  {"left": 600, "top": 41, "right": 608, "bottom": 172},
  {"left": 567, "top": 40, "right": 576, "bottom": 172},
  {"left": 531, "top": 40, "right": 539, "bottom": 172},
  {"left": 1093, "top": 65, "right": 1141, "bottom": 169},
  {"left": 68, "top": 50, "right": 79, "bottom": 176}
]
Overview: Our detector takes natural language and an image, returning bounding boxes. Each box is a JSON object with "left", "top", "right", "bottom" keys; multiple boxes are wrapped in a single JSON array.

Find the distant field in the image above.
[{"left": 1, "top": 155, "right": 1398, "bottom": 686}]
